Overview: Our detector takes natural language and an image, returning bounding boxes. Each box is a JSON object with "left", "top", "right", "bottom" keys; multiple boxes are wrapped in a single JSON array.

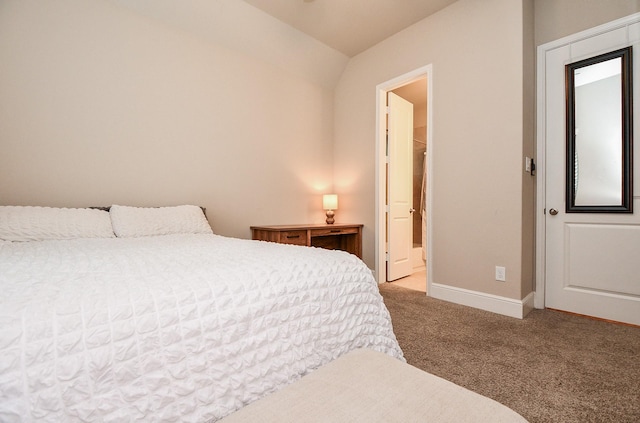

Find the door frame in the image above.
[
  {"left": 375, "top": 64, "right": 433, "bottom": 289},
  {"left": 535, "top": 12, "right": 640, "bottom": 309}
]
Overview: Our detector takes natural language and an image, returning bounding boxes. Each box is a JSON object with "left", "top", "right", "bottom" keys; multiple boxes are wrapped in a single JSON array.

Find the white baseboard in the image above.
[{"left": 430, "top": 283, "right": 535, "bottom": 319}]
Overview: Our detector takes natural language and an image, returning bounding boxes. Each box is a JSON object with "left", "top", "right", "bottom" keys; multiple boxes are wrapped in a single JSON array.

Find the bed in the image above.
[{"left": 0, "top": 205, "right": 404, "bottom": 422}]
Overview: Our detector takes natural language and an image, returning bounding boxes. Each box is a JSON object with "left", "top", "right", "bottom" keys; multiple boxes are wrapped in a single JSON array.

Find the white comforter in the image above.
[{"left": 0, "top": 234, "right": 403, "bottom": 422}]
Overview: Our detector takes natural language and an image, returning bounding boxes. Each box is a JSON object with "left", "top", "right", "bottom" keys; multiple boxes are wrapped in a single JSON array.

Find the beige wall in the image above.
[
  {"left": 334, "top": 0, "right": 532, "bottom": 300},
  {"left": 0, "top": 0, "right": 345, "bottom": 239},
  {"left": 535, "top": 0, "right": 640, "bottom": 46},
  {"left": 522, "top": 0, "right": 536, "bottom": 294}
]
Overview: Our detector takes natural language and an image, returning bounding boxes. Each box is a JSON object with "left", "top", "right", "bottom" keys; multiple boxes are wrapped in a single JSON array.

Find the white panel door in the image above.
[
  {"left": 544, "top": 29, "right": 640, "bottom": 326},
  {"left": 387, "top": 92, "right": 413, "bottom": 281}
]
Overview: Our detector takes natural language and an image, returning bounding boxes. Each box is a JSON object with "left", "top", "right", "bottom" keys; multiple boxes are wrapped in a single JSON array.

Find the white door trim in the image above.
[
  {"left": 535, "top": 12, "right": 640, "bottom": 309},
  {"left": 375, "top": 64, "right": 433, "bottom": 291}
]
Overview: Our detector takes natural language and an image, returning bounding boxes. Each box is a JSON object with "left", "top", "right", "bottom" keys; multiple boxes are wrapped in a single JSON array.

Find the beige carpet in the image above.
[{"left": 378, "top": 283, "right": 640, "bottom": 423}]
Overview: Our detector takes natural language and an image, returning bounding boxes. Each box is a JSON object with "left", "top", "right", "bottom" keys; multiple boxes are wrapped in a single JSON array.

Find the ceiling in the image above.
[
  {"left": 242, "top": 0, "right": 459, "bottom": 57},
  {"left": 392, "top": 78, "right": 427, "bottom": 108}
]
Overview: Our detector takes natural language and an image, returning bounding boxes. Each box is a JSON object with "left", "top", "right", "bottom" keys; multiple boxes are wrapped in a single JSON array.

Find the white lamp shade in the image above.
[{"left": 323, "top": 194, "right": 338, "bottom": 210}]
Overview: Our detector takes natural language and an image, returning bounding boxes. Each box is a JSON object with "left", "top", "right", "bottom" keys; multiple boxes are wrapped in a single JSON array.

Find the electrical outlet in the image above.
[{"left": 495, "top": 266, "right": 506, "bottom": 282}]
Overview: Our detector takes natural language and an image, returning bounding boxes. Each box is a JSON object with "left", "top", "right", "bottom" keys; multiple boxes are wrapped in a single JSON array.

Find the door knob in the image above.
[
  {"left": 410, "top": 208, "right": 416, "bottom": 213},
  {"left": 549, "top": 208, "right": 559, "bottom": 215}
]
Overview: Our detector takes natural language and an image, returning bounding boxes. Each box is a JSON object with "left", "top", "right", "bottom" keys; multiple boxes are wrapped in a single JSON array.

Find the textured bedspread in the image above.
[{"left": 0, "top": 234, "right": 403, "bottom": 422}]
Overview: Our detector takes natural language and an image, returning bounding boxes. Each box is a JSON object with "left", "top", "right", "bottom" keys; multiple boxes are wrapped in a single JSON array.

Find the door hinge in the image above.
[
  {"left": 386, "top": 133, "right": 389, "bottom": 159},
  {"left": 386, "top": 106, "right": 390, "bottom": 114}
]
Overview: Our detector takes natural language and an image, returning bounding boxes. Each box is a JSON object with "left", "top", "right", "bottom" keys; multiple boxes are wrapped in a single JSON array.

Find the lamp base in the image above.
[{"left": 325, "top": 210, "right": 335, "bottom": 224}]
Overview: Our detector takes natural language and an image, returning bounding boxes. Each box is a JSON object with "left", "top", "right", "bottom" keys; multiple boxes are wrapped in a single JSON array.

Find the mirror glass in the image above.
[{"left": 566, "top": 47, "right": 633, "bottom": 213}]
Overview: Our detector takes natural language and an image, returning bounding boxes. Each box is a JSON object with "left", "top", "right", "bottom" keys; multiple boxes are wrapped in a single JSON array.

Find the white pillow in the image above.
[
  {"left": 109, "top": 205, "right": 212, "bottom": 238},
  {"left": 0, "top": 206, "right": 115, "bottom": 241}
]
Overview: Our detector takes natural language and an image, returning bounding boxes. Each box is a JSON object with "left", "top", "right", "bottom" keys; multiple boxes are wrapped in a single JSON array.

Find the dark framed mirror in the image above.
[{"left": 565, "top": 46, "right": 633, "bottom": 213}]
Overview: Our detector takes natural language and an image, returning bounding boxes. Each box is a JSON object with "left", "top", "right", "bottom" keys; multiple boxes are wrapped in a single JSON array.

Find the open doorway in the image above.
[
  {"left": 375, "top": 65, "right": 433, "bottom": 294},
  {"left": 391, "top": 81, "right": 427, "bottom": 291}
]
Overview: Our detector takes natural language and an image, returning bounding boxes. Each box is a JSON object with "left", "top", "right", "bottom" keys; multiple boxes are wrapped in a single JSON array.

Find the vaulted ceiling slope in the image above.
[
  {"left": 108, "top": 0, "right": 458, "bottom": 88},
  {"left": 243, "top": 0, "right": 459, "bottom": 57},
  {"left": 108, "top": 0, "right": 349, "bottom": 88}
]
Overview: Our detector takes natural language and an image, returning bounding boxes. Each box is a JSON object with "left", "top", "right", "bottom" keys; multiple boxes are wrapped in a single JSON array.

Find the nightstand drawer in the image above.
[
  {"left": 279, "top": 230, "right": 307, "bottom": 245},
  {"left": 310, "top": 227, "right": 359, "bottom": 237}
]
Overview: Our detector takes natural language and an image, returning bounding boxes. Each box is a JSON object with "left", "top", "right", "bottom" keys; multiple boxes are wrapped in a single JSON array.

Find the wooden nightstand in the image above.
[{"left": 250, "top": 224, "right": 363, "bottom": 258}]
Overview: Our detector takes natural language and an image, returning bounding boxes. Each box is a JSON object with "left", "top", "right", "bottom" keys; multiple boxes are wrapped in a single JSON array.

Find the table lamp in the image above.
[{"left": 323, "top": 194, "right": 338, "bottom": 224}]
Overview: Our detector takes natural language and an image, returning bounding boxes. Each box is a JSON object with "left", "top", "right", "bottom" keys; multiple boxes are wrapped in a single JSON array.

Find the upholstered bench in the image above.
[{"left": 219, "top": 348, "right": 528, "bottom": 422}]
